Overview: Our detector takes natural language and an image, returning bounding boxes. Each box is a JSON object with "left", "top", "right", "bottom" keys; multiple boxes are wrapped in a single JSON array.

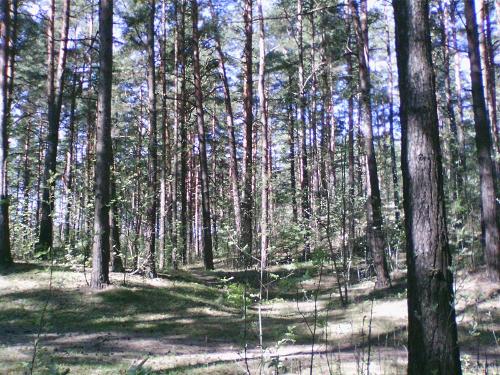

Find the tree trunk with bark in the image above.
[
  {"left": 479, "top": 0, "right": 499, "bottom": 157},
  {"left": 393, "top": 0, "right": 462, "bottom": 372},
  {"left": 192, "top": 0, "right": 214, "bottom": 270},
  {"left": 38, "top": 0, "right": 71, "bottom": 252},
  {"left": 464, "top": 0, "right": 500, "bottom": 281},
  {"left": 91, "top": 0, "right": 114, "bottom": 289},
  {"left": 144, "top": 0, "right": 158, "bottom": 278},
  {"left": 241, "top": 0, "right": 253, "bottom": 265},
  {"left": 349, "top": 0, "right": 390, "bottom": 287},
  {"left": 257, "top": 0, "right": 269, "bottom": 269},
  {"left": 0, "top": 0, "right": 11, "bottom": 267},
  {"left": 208, "top": 0, "right": 242, "bottom": 243},
  {"left": 297, "top": 0, "right": 311, "bottom": 261}
]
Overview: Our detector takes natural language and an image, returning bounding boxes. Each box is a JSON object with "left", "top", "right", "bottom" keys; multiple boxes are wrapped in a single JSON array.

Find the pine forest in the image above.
[{"left": 0, "top": 0, "right": 499, "bottom": 373}]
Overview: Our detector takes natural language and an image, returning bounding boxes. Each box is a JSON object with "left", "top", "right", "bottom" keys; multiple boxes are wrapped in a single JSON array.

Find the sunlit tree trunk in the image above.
[
  {"left": 110, "top": 156, "right": 124, "bottom": 272},
  {"left": 349, "top": 0, "right": 390, "bottom": 287},
  {"left": 63, "top": 72, "right": 79, "bottom": 243},
  {"left": 257, "top": 0, "right": 269, "bottom": 269},
  {"left": 297, "top": 0, "right": 311, "bottom": 261},
  {"left": 91, "top": 0, "right": 114, "bottom": 289},
  {"left": 208, "top": 0, "right": 242, "bottom": 243},
  {"left": 144, "top": 0, "right": 158, "bottom": 278},
  {"left": 38, "top": 0, "right": 71, "bottom": 252},
  {"left": 437, "top": 0, "right": 463, "bottom": 199},
  {"left": 0, "top": 0, "right": 11, "bottom": 266},
  {"left": 192, "top": 0, "right": 214, "bottom": 270},
  {"left": 479, "top": 0, "right": 499, "bottom": 156},
  {"left": 179, "top": 0, "right": 188, "bottom": 265},
  {"left": 158, "top": 0, "right": 171, "bottom": 270},
  {"left": 464, "top": 0, "right": 500, "bottom": 281},
  {"left": 241, "top": 0, "right": 254, "bottom": 265},
  {"left": 393, "top": 0, "right": 462, "bottom": 372},
  {"left": 288, "top": 75, "right": 298, "bottom": 224},
  {"left": 384, "top": 7, "right": 400, "bottom": 222}
]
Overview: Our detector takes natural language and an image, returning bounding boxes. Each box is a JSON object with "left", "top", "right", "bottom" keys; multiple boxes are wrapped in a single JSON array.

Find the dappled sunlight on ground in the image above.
[{"left": 0, "top": 262, "right": 498, "bottom": 374}]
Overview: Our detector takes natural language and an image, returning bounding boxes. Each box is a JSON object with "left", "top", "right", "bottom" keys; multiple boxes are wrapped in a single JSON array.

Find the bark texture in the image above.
[
  {"left": 349, "top": 0, "right": 390, "bottom": 287},
  {"left": 38, "top": 0, "right": 70, "bottom": 252},
  {"left": 192, "top": 0, "right": 214, "bottom": 270},
  {"left": 91, "top": 0, "right": 114, "bottom": 289},
  {"left": 393, "top": 0, "right": 462, "bottom": 372},
  {"left": 464, "top": 0, "right": 500, "bottom": 281},
  {"left": 0, "top": 0, "right": 11, "bottom": 267}
]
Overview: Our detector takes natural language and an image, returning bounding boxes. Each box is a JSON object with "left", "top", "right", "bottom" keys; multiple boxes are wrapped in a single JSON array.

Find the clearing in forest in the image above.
[{"left": 0, "top": 262, "right": 498, "bottom": 374}]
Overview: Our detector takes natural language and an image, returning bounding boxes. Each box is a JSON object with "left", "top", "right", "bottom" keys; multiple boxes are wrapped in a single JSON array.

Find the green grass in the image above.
[{"left": 0, "top": 262, "right": 498, "bottom": 374}]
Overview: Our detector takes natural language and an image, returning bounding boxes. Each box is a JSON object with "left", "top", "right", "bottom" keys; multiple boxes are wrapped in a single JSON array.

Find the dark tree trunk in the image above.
[
  {"left": 437, "top": 0, "right": 463, "bottom": 199},
  {"left": 158, "top": 0, "right": 170, "bottom": 270},
  {"left": 192, "top": 0, "right": 214, "bottom": 270},
  {"left": 257, "top": 0, "right": 269, "bottom": 269},
  {"left": 170, "top": 0, "right": 180, "bottom": 268},
  {"left": 241, "top": 0, "right": 253, "bottom": 265},
  {"left": 91, "top": 0, "right": 114, "bottom": 289},
  {"left": 393, "top": 0, "right": 462, "bottom": 372},
  {"left": 179, "top": 0, "right": 188, "bottom": 265},
  {"left": 297, "top": 0, "right": 311, "bottom": 261},
  {"left": 450, "top": 4, "right": 467, "bottom": 183},
  {"left": 349, "top": 0, "right": 390, "bottom": 287},
  {"left": 0, "top": 0, "right": 11, "bottom": 267},
  {"left": 109, "top": 159, "right": 124, "bottom": 273},
  {"left": 63, "top": 72, "right": 79, "bottom": 243},
  {"left": 144, "top": 0, "right": 158, "bottom": 278},
  {"left": 464, "top": 0, "right": 500, "bottom": 281},
  {"left": 346, "top": 38, "right": 355, "bottom": 262},
  {"left": 38, "top": 0, "right": 70, "bottom": 252},
  {"left": 208, "top": 0, "right": 242, "bottom": 242},
  {"left": 288, "top": 75, "right": 298, "bottom": 224},
  {"left": 479, "top": 0, "right": 499, "bottom": 157},
  {"left": 384, "top": 10, "right": 400, "bottom": 222}
]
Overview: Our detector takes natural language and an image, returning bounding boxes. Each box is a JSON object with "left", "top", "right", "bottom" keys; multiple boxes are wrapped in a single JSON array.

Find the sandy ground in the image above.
[{"left": 0, "top": 263, "right": 498, "bottom": 374}]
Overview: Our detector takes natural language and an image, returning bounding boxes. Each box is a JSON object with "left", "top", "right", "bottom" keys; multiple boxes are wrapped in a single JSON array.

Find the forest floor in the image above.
[{"left": 0, "top": 260, "right": 498, "bottom": 374}]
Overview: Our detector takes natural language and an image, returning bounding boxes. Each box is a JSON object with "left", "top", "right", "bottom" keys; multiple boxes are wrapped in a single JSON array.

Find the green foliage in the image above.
[
  {"left": 223, "top": 282, "right": 246, "bottom": 309},
  {"left": 276, "top": 324, "right": 297, "bottom": 347}
]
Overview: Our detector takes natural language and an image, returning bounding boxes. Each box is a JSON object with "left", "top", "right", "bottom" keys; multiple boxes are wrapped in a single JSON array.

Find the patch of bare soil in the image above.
[{"left": 0, "top": 264, "right": 498, "bottom": 374}]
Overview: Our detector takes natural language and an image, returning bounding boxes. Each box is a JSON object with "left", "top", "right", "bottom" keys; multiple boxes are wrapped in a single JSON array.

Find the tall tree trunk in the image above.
[
  {"left": 450, "top": 4, "right": 467, "bottom": 180},
  {"left": 63, "top": 72, "right": 79, "bottom": 243},
  {"left": 158, "top": 0, "right": 169, "bottom": 270},
  {"left": 208, "top": 0, "right": 242, "bottom": 241},
  {"left": 438, "top": 0, "right": 463, "bottom": 199},
  {"left": 288, "top": 75, "right": 298, "bottom": 224},
  {"left": 110, "top": 156, "right": 124, "bottom": 272},
  {"left": 91, "top": 0, "right": 113, "bottom": 289},
  {"left": 309, "top": 7, "right": 319, "bottom": 208},
  {"left": 0, "top": 0, "right": 11, "bottom": 267},
  {"left": 349, "top": 0, "right": 390, "bottom": 287},
  {"left": 297, "top": 0, "right": 311, "bottom": 261},
  {"left": 144, "top": 0, "right": 158, "bottom": 278},
  {"left": 393, "top": 0, "right": 462, "bottom": 372},
  {"left": 479, "top": 0, "right": 499, "bottom": 156},
  {"left": 22, "top": 120, "right": 31, "bottom": 228},
  {"left": 384, "top": 7, "right": 400, "bottom": 222},
  {"left": 6, "top": 0, "right": 16, "bottom": 119},
  {"left": 464, "top": 0, "right": 500, "bottom": 281},
  {"left": 257, "top": 0, "right": 269, "bottom": 269},
  {"left": 171, "top": 0, "right": 180, "bottom": 268},
  {"left": 241, "top": 0, "right": 253, "bottom": 265},
  {"left": 346, "top": 40, "right": 356, "bottom": 263},
  {"left": 38, "top": 0, "right": 71, "bottom": 252},
  {"left": 179, "top": 0, "right": 188, "bottom": 265},
  {"left": 192, "top": 0, "right": 214, "bottom": 270}
]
